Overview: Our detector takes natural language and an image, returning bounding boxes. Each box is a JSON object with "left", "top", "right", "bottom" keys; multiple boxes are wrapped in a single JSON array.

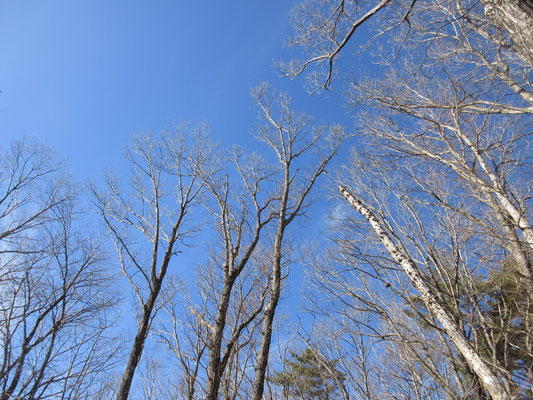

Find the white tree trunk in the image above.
[
  {"left": 481, "top": 0, "right": 533, "bottom": 65},
  {"left": 339, "top": 186, "right": 510, "bottom": 400}
]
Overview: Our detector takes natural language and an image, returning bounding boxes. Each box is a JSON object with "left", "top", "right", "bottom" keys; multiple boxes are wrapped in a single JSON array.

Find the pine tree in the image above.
[{"left": 270, "top": 348, "right": 346, "bottom": 400}]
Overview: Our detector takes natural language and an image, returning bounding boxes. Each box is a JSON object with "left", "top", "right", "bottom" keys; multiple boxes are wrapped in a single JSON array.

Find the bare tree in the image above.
[
  {"left": 250, "top": 84, "right": 347, "bottom": 400},
  {"left": 137, "top": 356, "right": 182, "bottom": 400},
  {"left": 339, "top": 187, "right": 512, "bottom": 399},
  {"left": 323, "top": 129, "right": 531, "bottom": 397},
  {"left": 320, "top": 159, "right": 532, "bottom": 397},
  {"left": 92, "top": 126, "right": 216, "bottom": 400},
  {"left": 0, "top": 141, "right": 120, "bottom": 400},
  {"left": 281, "top": 0, "right": 533, "bottom": 96},
  {"left": 0, "top": 140, "right": 73, "bottom": 248},
  {"left": 200, "top": 150, "right": 276, "bottom": 400},
  {"left": 202, "top": 251, "right": 269, "bottom": 400},
  {"left": 280, "top": 0, "right": 533, "bottom": 397},
  {"left": 305, "top": 246, "right": 473, "bottom": 400},
  {"left": 151, "top": 88, "right": 346, "bottom": 400},
  {"left": 152, "top": 148, "right": 275, "bottom": 400},
  {"left": 153, "top": 279, "right": 209, "bottom": 400},
  {"left": 157, "top": 273, "right": 266, "bottom": 400}
]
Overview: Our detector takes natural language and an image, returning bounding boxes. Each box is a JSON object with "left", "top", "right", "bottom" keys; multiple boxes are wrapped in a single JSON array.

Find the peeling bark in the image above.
[
  {"left": 339, "top": 185, "right": 511, "bottom": 400},
  {"left": 481, "top": 0, "right": 533, "bottom": 65}
]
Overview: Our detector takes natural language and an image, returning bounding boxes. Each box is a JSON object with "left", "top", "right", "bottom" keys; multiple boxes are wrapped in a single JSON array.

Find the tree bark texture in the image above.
[
  {"left": 481, "top": 0, "right": 533, "bottom": 65},
  {"left": 205, "top": 281, "right": 234, "bottom": 400},
  {"left": 115, "top": 286, "right": 161, "bottom": 400},
  {"left": 339, "top": 186, "right": 511, "bottom": 400},
  {"left": 251, "top": 211, "right": 285, "bottom": 400}
]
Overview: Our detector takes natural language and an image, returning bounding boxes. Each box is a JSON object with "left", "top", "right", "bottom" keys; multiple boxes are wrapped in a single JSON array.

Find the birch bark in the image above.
[{"left": 339, "top": 185, "right": 511, "bottom": 400}]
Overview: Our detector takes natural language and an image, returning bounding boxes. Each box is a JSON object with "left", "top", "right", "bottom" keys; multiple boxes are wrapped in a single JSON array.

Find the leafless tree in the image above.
[
  {"left": 199, "top": 149, "right": 276, "bottom": 400},
  {"left": 150, "top": 87, "right": 346, "bottom": 400},
  {"left": 155, "top": 148, "right": 278, "bottom": 400},
  {"left": 325, "top": 135, "right": 531, "bottom": 397},
  {"left": 308, "top": 242, "right": 502, "bottom": 399},
  {"left": 0, "top": 141, "right": 120, "bottom": 400},
  {"left": 324, "top": 169, "right": 532, "bottom": 398},
  {"left": 91, "top": 125, "right": 216, "bottom": 400},
  {"left": 153, "top": 279, "right": 209, "bottom": 400},
  {"left": 281, "top": 0, "right": 533, "bottom": 96},
  {"left": 137, "top": 356, "right": 182, "bottom": 400},
  {"left": 208, "top": 254, "right": 269, "bottom": 400},
  {"left": 281, "top": 0, "right": 533, "bottom": 398},
  {"left": 481, "top": 0, "right": 533, "bottom": 65},
  {"left": 156, "top": 270, "right": 266, "bottom": 400},
  {"left": 0, "top": 140, "right": 73, "bottom": 249},
  {"left": 250, "top": 83, "right": 347, "bottom": 400},
  {"left": 338, "top": 187, "right": 512, "bottom": 399},
  {"left": 306, "top": 239, "right": 474, "bottom": 400}
]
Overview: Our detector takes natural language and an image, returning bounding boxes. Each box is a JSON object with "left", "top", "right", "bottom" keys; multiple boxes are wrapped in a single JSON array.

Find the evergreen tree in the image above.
[{"left": 270, "top": 348, "right": 346, "bottom": 400}]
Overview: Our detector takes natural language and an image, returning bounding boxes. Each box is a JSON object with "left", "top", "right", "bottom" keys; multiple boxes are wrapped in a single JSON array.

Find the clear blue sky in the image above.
[
  {"left": 0, "top": 1, "right": 358, "bottom": 327},
  {"left": 0, "top": 1, "right": 350, "bottom": 180},
  {"left": 0, "top": 2, "right": 369, "bottom": 383}
]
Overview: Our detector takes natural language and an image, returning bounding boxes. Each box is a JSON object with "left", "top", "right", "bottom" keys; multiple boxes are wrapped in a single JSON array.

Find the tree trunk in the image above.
[
  {"left": 339, "top": 186, "right": 511, "bottom": 400},
  {"left": 481, "top": 0, "right": 533, "bottom": 65},
  {"left": 205, "top": 280, "right": 234, "bottom": 400},
  {"left": 115, "top": 285, "right": 161, "bottom": 400},
  {"left": 251, "top": 229, "right": 283, "bottom": 400}
]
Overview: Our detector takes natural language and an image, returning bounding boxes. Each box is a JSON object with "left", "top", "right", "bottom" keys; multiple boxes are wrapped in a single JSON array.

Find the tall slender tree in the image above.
[
  {"left": 250, "top": 84, "right": 347, "bottom": 400},
  {"left": 0, "top": 140, "right": 119, "bottom": 400},
  {"left": 282, "top": 0, "right": 533, "bottom": 398},
  {"left": 92, "top": 126, "right": 216, "bottom": 400}
]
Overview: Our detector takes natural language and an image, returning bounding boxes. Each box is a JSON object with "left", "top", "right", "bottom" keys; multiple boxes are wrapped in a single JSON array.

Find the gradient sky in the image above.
[
  {"left": 0, "top": 1, "right": 351, "bottom": 181},
  {"left": 0, "top": 2, "right": 362, "bottom": 331},
  {"left": 0, "top": 5, "right": 382, "bottom": 385}
]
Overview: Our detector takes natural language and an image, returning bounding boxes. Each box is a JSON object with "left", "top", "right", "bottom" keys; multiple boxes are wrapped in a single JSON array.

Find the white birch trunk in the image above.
[
  {"left": 339, "top": 186, "right": 510, "bottom": 400},
  {"left": 481, "top": 0, "right": 533, "bottom": 66}
]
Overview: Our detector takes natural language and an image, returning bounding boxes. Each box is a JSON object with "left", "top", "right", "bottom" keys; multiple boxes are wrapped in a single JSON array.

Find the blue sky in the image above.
[
  {"left": 0, "top": 1, "right": 350, "bottom": 180},
  {"left": 0, "top": 1, "right": 359, "bottom": 336},
  {"left": 0, "top": 1, "right": 380, "bottom": 388}
]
